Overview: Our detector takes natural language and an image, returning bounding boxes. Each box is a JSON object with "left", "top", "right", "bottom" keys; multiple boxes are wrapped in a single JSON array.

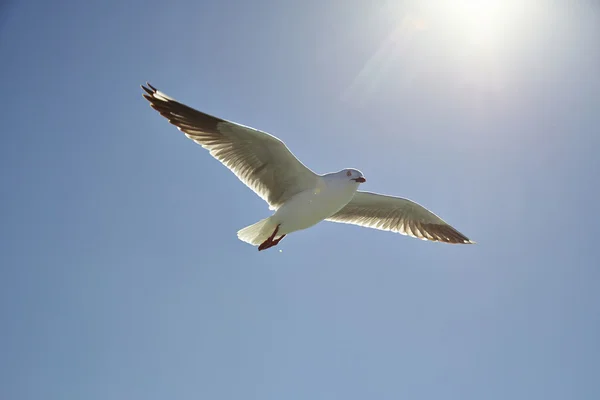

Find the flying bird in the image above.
[{"left": 141, "top": 83, "right": 474, "bottom": 251}]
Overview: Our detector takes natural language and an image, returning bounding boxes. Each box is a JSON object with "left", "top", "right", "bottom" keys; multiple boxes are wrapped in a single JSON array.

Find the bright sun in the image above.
[
  {"left": 435, "top": 0, "right": 522, "bottom": 46},
  {"left": 459, "top": 1, "right": 503, "bottom": 42},
  {"left": 343, "top": 0, "right": 534, "bottom": 103}
]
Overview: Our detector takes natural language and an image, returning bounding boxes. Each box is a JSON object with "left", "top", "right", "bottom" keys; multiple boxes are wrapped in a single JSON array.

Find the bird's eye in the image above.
[{"left": 346, "top": 170, "right": 352, "bottom": 177}]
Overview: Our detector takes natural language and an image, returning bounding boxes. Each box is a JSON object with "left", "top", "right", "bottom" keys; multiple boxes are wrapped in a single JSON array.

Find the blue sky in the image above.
[{"left": 1, "top": 0, "right": 599, "bottom": 399}]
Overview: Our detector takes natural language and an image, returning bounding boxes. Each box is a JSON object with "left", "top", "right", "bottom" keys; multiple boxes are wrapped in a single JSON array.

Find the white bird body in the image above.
[
  {"left": 237, "top": 173, "right": 362, "bottom": 246},
  {"left": 280, "top": 175, "right": 360, "bottom": 229},
  {"left": 142, "top": 83, "right": 474, "bottom": 251}
]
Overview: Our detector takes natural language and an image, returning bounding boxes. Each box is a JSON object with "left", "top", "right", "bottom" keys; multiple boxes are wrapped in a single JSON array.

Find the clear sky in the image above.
[{"left": 1, "top": 0, "right": 599, "bottom": 399}]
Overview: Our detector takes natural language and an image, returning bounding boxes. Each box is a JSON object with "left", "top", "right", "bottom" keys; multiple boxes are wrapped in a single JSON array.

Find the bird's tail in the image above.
[{"left": 237, "top": 216, "right": 277, "bottom": 246}]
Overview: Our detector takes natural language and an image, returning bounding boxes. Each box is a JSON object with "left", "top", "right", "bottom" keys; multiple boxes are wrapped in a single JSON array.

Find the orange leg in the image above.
[{"left": 258, "top": 225, "right": 285, "bottom": 251}]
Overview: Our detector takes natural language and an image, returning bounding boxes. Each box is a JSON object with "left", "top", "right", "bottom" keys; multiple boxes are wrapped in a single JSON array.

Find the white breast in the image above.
[{"left": 273, "top": 178, "right": 359, "bottom": 235}]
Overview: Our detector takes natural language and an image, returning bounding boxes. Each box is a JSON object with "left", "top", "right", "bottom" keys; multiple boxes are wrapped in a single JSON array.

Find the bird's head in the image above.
[{"left": 342, "top": 168, "right": 366, "bottom": 184}]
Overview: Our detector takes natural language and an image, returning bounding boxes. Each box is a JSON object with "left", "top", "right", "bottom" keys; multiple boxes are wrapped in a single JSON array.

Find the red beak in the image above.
[{"left": 353, "top": 177, "right": 366, "bottom": 183}]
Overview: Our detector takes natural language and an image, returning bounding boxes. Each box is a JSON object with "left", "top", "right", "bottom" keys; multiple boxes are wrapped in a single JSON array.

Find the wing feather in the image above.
[
  {"left": 142, "top": 83, "right": 318, "bottom": 209},
  {"left": 327, "top": 191, "right": 474, "bottom": 244}
]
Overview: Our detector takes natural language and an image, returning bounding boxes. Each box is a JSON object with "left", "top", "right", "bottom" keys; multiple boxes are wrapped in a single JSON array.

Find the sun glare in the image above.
[
  {"left": 343, "top": 0, "right": 536, "bottom": 105},
  {"left": 436, "top": 0, "right": 521, "bottom": 46},
  {"left": 459, "top": 1, "right": 503, "bottom": 44}
]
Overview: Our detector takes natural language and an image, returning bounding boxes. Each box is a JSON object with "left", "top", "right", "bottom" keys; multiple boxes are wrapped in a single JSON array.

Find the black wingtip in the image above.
[
  {"left": 141, "top": 82, "right": 159, "bottom": 95},
  {"left": 141, "top": 85, "right": 154, "bottom": 96}
]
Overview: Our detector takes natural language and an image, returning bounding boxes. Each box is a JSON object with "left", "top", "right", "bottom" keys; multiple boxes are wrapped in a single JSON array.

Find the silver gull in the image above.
[{"left": 142, "top": 83, "right": 474, "bottom": 251}]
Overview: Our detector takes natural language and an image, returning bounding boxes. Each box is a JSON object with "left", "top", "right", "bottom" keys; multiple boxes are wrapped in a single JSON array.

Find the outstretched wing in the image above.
[
  {"left": 142, "top": 83, "right": 319, "bottom": 209},
  {"left": 327, "top": 191, "right": 474, "bottom": 244}
]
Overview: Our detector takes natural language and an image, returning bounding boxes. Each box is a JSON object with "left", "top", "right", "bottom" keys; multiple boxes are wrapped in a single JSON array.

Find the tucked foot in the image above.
[
  {"left": 272, "top": 234, "right": 286, "bottom": 245},
  {"left": 258, "top": 224, "right": 281, "bottom": 251},
  {"left": 258, "top": 234, "right": 286, "bottom": 251}
]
